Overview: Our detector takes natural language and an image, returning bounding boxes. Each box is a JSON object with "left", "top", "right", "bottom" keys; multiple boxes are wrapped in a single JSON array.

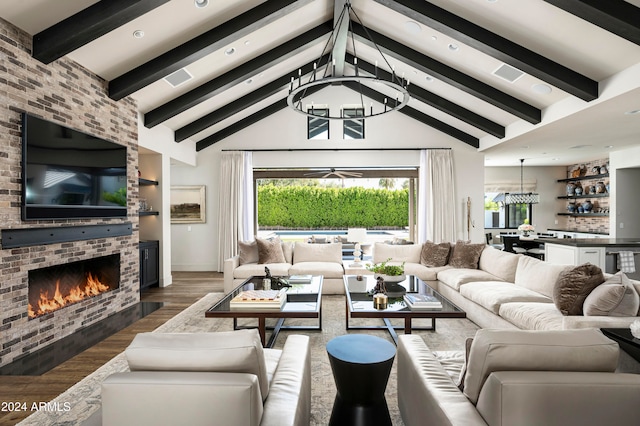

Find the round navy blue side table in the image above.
[{"left": 326, "top": 334, "right": 396, "bottom": 426}]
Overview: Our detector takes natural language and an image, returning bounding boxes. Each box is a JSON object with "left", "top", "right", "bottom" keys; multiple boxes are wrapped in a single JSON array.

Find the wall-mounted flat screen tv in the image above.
[{"left": 21, "top": 113, "right": 128, "bottom": 220}]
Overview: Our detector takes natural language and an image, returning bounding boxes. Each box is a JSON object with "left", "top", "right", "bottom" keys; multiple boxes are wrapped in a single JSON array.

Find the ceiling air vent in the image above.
[
  {"left": 164, "top": 68, "right": 193, "bottom": 87},
  {"left": 492, "top": 64, "right": 524, "bottom": 83}
]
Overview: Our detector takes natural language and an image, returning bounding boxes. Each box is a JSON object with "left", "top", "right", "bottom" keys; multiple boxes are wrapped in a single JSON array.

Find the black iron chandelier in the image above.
[
  {"left": 504, "top": 159, "right": 540, "bottom": 205},
  {"left": 286, "top": 1, "right": 410, "bottom": 120}
]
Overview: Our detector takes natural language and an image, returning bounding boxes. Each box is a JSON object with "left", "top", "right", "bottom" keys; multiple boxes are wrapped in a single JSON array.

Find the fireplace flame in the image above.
[{"left": 28, "top": 272, "right": 111, "bottom": 318}]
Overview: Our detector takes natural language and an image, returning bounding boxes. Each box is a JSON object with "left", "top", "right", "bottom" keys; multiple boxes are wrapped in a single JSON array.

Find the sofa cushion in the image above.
[
  {"left": 372, "top": 242, "right": 422, "bottom": 264},
  {"left": 420, "top": 241, "right": 451, "bottom": 267},
  {"left": 514, "top": 256, "right": 570, "bottom": 299},
  {"left": 462, "top": 329, "right": 619, "bottom": 404},
  {"left": 498, "top": 302, "right": 566, "bottom": 330},
  {"left": 289, "top": 262, "right": 344, "bottom": 278},
  {"left": 437, "top": 268, "right": 503, "bottom": 291},
  {"left": 404, "top": 263, "right": 449, "bottom": 281},
  {"left": 583, "top": 272, "right": 639, "bottom": 317},
  {"left": 257, "top": 237, "right": 286, "bottom": 264},
  {"left": 293, "top": 242, "right": 342, "bottom": 263},
  {"left": 448, "top": 241, "right": 485, "bottom": 269},
  {"left": 234, "top": 263, "right": 291, "bottom": 280},
  {"left": 239, "top": 240, "right": 259, "bottom": 265},
  {"left": 460, "top": 281, "right": 553, "bottom": 314},
  {"left": 553, "top": 263, "right": 604, "bottom": 316},
  {"left": 125, "top": 329, "right": 271, "bottom": 401},
  {"left": 478, "top": 247, "right": 520, "bottom": 283},
  {"left": 281, "top": 241, "right": 294, "bottom": 264}
]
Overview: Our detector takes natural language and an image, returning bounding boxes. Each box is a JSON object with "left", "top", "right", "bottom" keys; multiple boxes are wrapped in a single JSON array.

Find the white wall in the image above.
[
  {"left": 610, "top": 145, "right": 640, "bottom": 238},
  {"left": 138, "top": 116, "right": 197, "bottom": 286},
  {"left": 171, "top": 100, "right": 485, "bottom": 271}
]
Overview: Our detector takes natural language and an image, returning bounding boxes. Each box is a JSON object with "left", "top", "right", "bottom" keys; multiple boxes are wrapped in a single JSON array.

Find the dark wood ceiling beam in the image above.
[
  {"left": 374, "top": 0, "right": 598, "bottom": 101},
  {"left": 196, "top": 85, "right": 325, "bottom": 151},
  {"left": 342, "top": 81, "right": 479, "bottom": 148},
  {"left": 175, "top": 55, "right": 330, "bottom": 142},
  {"left": 346, "top": 53, "right": 505, "bottom": 138},
  {"left": 109, "top": 0, "right": 314, "bottom": 100},
  {"left": 351, "top": 23, "right": 541, "bottom": 124},
  {"left": 32, "top": 0, "right": 171, "bottom": 64},
  {"left": 543, "top": 0, "right": 640, "bottom": 46},
  {"left": 144, "top": 21, "right": 332, "bottom": 128}
]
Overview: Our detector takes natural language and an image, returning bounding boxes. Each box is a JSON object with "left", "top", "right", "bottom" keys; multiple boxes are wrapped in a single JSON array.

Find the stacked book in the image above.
[
  {"left": 403, "top": 293, "right": 443, "bottom": 310},
  {"left": 287, "top": 275, "right": 313, "bottom": 284},
  {"left": 230, "top": 288, "right": 287, "bottom": 311}
]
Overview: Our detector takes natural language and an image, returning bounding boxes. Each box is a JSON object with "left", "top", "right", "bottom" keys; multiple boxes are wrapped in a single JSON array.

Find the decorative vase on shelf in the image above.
[
  {"left": 566, "top": 182, "right": 576, "bottom": 196},
  {"left": 574, "top": 183, "right": 583, "bottom": 196},
  {"left": 591, "top": 166, "right": 600, "bottom": 175},
  {"left": 588, "top": 185, "right": 596, "bottom": 194},
  {"left": 600, "top": 164, "right": 608, "bottom": 174},
  {"left": 582, "top": 200, "right": 593, "bottom": 213},
  {"left": 567, "top": 202, "right": 577, "bottom": 213},
  {"left": 596, "top": 181, "right": 606, "bottom": 194}
]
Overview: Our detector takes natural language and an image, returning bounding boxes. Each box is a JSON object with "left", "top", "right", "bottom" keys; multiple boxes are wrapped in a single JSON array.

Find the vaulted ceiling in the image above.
[{"left": 1, "top": 0, "right": 640, "bottom": 166}]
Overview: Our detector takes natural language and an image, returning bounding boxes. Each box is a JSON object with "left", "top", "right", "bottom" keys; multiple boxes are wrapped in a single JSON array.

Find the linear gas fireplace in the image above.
[{"left": 28, "top": 254, "right": 120, "bottom": 319}]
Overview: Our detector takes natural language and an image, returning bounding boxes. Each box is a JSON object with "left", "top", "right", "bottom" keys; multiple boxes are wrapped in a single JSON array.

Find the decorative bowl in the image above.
[{"left": 376, "top": 274, "right": 406, "bottom": 283}]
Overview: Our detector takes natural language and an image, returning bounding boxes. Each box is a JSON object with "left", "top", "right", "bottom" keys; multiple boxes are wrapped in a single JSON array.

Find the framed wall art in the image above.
[{"left": 170, "top": 185, "right": 206, "bottom": 223}]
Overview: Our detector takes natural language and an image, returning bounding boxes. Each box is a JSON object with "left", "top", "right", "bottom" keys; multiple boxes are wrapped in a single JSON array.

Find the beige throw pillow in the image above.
[
  {"left": 448, "top": 241, "right": 485, "bottom": 269},
  {"left": 256, "top": 237, "right": 286, "bottom": 264},
  {"left": 238, "top": 240, "right": 259, "bottom": 265},
  {"left": 420, "top": 241, "right": 451, "bottom": 267},
  {"left": 583, "top": 272, "right": 640, "bottom": 316},
  {"left": 553, "top": 263, "right": 604, "bottom": 316}
]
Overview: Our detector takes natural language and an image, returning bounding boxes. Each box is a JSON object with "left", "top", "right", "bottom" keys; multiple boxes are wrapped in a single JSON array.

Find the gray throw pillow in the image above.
[
  {"left": 583, "top": 272, "right": 639, "bottom": 316},
  {"left": 448, "top": 241, "right": 485, "bottom": 269},
  {"left": 553, "top": 263, "right": 604, "bottom": 316},
  {"left": 238, "top": 240, "right": 259, "bottom": 265},
  {"left": 256, "top": 237, "right": 286, "bottom": 264},
  {"left": 420, "top": 241, "right": 451, "bottom": 267}
]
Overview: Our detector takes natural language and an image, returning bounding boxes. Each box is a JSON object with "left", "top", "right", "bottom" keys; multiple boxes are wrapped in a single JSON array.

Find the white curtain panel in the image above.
[
  {"left": 418, "top": 149, "right": 457, "bottom": 243},
  {"left": 217, "top": 151, "right": 254, "bottom": 271}
]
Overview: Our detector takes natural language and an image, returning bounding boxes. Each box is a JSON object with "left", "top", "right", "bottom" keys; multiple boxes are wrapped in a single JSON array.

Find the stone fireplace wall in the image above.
[{"left": 0, "top": 18, "right": 139, "bottom": 367}]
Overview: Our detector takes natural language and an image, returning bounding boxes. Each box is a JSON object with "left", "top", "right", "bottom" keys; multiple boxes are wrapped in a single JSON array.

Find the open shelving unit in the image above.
[{"left": 557, "top": 173, "right": 609, "bottom": 217}]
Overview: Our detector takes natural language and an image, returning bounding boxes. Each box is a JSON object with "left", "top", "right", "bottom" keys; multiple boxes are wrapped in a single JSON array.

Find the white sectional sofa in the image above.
[{"left": 225, "top": 239, "right": 640, "bottom": 331}]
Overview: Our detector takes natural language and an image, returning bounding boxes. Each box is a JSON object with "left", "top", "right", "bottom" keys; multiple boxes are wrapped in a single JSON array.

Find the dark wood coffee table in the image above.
[
  {"left": 601, "top": 328, "right": 640, "bottom": 363},
  {"left": 343, "top": 274, "right": 466, "bottom": 344},
  {"left": 205, "top": 275, "right": 323, "bottom": 347}
]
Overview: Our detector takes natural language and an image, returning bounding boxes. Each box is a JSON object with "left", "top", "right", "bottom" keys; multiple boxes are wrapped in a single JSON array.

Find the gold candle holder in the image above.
[{"left": 373, "top": 293, "right": 388, "bottom": 310}]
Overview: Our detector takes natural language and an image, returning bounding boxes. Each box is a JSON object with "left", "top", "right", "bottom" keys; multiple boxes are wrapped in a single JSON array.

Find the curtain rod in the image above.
[{"left": 221, "top": 148, "right": 451, "bottom": 152}]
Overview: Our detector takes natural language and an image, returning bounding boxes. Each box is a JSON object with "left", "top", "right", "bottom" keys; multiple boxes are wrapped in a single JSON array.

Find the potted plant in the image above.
[{"left": 367, "top": 258, "right": 406, "bottom": 283}]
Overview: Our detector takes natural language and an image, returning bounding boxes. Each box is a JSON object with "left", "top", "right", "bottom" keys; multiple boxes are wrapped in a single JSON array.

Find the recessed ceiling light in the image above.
[
  {"left": 244, "top": 40, "right": 251, "bottom": 46},
  {"left": 132, "top": 30, "right": 145, "bottom": 39},
  {"left": 448, "top": 43, "right": 459, "bottom": 52},
  {"left": 569, "top": 144, "right": 592, "bottom": 149},
  {"left": 194, "top": 0, "right": 209, "bottom": 8},
  {"left": 487, "top": 0, "right": 498, "bottom": 3},
  {"left": 605, "top": 145, "right": 614, "bottom": 149},
  {"left": 431, "top": 35, "right": 438, "bottom": 41},
  {"left": 532, "top": 83, "right": 552, "bottom": 94},
  {"left": 624, "top": 109, "right": 640, "bottom": 115},
  {"left": 245, "top": 78, "right": 253, "bottom": 84},
  {"left": 225, "top": 47, "right": 236, "bottom": 56},
  {"left": 404, "top": 21, "right": 422, "bottom": 34},
  {"left": 425, "top": 75, "right": 434, "bottom": 82}
]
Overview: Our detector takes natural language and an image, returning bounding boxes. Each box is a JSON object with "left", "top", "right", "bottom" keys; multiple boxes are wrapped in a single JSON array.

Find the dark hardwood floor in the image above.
[{"left": 0, "top": 271, "right": 223, "bottom": 426}]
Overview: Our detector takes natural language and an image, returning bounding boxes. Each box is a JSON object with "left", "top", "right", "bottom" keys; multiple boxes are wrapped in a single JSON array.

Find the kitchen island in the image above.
[{"left": 541, "top": 238, "right": 640, "bottom": 280}]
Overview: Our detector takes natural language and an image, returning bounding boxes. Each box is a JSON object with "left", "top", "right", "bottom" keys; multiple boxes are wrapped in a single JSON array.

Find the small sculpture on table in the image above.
[
  {"left": 264, "top": 266, "right": 291, "bottom": 289},
  {"left": 371, "top": 276, "right": 388, "bottom": 310}
]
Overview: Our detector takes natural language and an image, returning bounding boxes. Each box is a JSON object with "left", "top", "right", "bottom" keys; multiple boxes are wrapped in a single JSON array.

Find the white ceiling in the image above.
[{"left": 1, "top": 0, "right": 639, "bottom": 166}]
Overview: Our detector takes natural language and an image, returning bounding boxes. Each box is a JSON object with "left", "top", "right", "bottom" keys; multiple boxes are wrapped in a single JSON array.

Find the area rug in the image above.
[{"left": 18, "top": 293, "right": 479, "bottom": 425}]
